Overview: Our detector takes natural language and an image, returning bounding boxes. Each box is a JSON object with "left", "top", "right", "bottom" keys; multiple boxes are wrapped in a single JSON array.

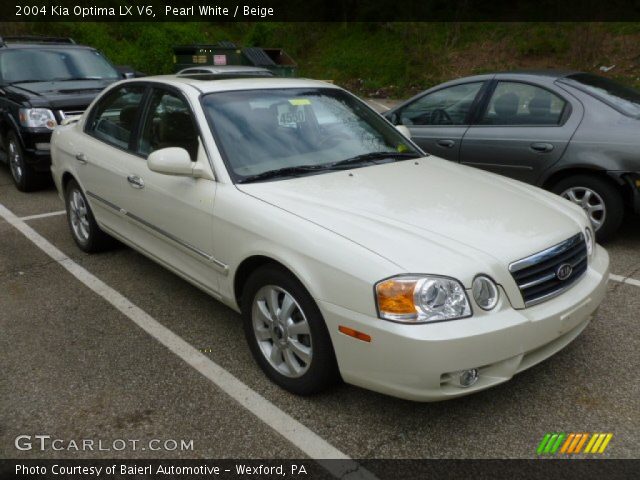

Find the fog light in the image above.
[{"left": 457, "top": 368, "right": 479, "bottom": 388}]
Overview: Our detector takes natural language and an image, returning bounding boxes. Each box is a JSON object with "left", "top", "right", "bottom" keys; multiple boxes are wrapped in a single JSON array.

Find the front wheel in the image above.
[
  {"left": 6, "top": 131, "right": 47, "bottom": 192},
  {"left": 242, "top": 266, "right": 339, "bottom": 395},
  {"left": 552, "top": 175, "right": 624, "bottom": 243}
]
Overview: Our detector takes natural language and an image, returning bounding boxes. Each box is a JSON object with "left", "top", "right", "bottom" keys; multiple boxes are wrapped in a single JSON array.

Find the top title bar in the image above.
[{"left": 4, "top": 0, "right": 640, "bottom": 21}]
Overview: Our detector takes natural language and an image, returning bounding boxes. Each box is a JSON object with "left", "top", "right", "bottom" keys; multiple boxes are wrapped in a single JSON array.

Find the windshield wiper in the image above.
[
  {"left": 324, "top": 151, "right": 419, "bottom": 169},
  {"left": 237, "top": 152, "right": 420, "bottom": 184},
  {"left": 237, "top": 164, "right": 328, "bottom": 184}
]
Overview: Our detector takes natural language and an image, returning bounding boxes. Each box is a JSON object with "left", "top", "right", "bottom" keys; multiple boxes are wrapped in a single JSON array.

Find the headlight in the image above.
[
  {"left": 472, "top": 275, "right": 499, "bottom": 310},
  {"left": 19, "top": 108, "right": 57, "bottom": 130},
  {"left": 584, "top": 227, "right": 594, "bottom": 257},
  {"left": 375, "top": 275, "right": 471, "bottom": 323}
]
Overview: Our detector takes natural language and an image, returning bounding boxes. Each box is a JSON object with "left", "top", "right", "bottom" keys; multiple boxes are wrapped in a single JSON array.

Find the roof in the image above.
[
  {"left": 0, "top": 35, "right": 88, "bottom": 48},
  {"left": 422, "top": 70, "right": 585, "bottom": 91},
  {"left": 128, "top": 75, "right": 338, "bottom": 94},
  {"left": 494, "top": 69, "right": 582, "bottom": 79}
]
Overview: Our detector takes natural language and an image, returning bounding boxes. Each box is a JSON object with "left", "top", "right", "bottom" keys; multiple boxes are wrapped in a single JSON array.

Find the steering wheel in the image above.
[{"left": 430, "top": 108, "right": 453, "bottom": 125}]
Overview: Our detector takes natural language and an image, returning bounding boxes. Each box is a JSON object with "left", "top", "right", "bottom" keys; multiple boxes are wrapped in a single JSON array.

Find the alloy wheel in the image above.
[
  {"left": 69, "top": 189, "right": 90, "bottom": 243},
  {"left": 561, "top": 186, "right": 606, "bottom": 231},
  {"left": 8, "top": 139, "right": 23, "bottom": 182},
  {"left": 251, "top": 285, "right": 313, "bottom": 378}
]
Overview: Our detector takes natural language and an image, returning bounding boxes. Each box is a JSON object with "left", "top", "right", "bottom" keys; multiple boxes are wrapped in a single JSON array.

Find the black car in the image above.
[
  {"left": 0, "top": 36, "right": 123, "bottom": 191},
  {"left": 385, "top": 71, "right": 640, "bottom": 241}
]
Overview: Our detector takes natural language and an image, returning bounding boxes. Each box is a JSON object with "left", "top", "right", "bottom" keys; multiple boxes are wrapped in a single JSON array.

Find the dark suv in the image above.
[{"left": 0, "top": 36, "right": 123, "bottom": 191}]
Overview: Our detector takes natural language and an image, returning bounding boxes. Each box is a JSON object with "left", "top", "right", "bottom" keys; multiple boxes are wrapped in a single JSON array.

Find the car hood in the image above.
[
  {"left": 6, "top": 79, "right": 117, "bottom": 109},
  {"left": 237, "top": 157, "right": 586, "bottom": 290}
]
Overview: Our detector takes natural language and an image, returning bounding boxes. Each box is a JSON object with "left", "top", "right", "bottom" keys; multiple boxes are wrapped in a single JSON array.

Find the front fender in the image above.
[{"left": 213, "top": 184, "right": 400, "bottom": 316}]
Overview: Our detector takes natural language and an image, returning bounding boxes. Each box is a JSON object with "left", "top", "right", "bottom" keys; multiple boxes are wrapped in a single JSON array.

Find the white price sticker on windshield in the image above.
[{"left": 277, "top": 104, "right": 306, "bottom": 127}]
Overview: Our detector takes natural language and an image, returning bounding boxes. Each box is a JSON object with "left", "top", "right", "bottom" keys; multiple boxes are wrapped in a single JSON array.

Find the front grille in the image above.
[{"left": 509, "top": 233, "right": 588, "bottom": 307}]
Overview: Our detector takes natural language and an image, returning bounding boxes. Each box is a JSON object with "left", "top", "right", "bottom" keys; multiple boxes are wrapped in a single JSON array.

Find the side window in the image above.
[
  {"left": 139, "top": 89, "right": 199, "bottom": 161},
  {"left": 87, "top": 85, "right": 145, "bottom": 149},
  {"left": 481, "top": 82, "right": 566, "bottom": 126},
  {"left": 399, "top": 82, "right": 483, "bottom": 126}
]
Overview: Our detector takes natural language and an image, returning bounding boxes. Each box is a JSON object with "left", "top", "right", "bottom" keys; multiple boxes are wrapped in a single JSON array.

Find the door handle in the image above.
[
  {"left": 127, "top": 175, "right": 145, "bottom": 189},
  {"left": 436, "top": 139, "right": 455, "bottom": 148},
  {"left": 530, "top": 142, "right": 554, "bottom": 153},
  {"left": 75, "top": 153, "right": 87, "bottom": 164}
]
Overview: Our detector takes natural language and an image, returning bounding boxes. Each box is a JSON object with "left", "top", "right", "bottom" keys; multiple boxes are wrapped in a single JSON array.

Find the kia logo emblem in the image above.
[{"left": 556, "top": 263, "right": 573, "bottom": 281}]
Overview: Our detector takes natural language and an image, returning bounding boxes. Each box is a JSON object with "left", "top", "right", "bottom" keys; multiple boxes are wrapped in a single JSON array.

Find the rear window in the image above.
[{"left": 559, "top": 73, "right": 640, "bottom": 118}]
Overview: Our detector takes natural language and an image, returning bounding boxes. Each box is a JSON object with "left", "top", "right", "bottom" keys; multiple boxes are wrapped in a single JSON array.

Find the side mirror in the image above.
[
  {"left": 116, "top": 65, "right": 138, "bottom": 79},
  {"left": 384, "top": 111, "right": 398, "bottom": 124},
  {"left": 148, "top": 147, "right": 193, "bottom": 176},
  {"left": 395, "top": 125, "right": 412, "bottom": 139}
]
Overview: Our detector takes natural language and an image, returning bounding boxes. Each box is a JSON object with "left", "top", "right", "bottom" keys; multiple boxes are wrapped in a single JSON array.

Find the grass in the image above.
[{"left": 10, "top": 22, "right": 640, "bottom": 96}]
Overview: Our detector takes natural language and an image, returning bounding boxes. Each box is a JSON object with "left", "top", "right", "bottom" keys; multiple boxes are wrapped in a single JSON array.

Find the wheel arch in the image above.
[
  {"left": 541, "top": 167, "right": 632, "bottom": 205},
  {"left": 233, "top": 254, "right": 313, "bottom": 312},
  {"left": 61, "top": 170, "right": 78, "bottom": 194},
  {"left": 2, "top": 113, "right": 26, "bottom": 148}
]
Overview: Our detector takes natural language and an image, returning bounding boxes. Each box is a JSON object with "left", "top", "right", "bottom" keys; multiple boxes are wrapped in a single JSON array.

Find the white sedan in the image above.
[{"left": 51, "top": 76, "right": 610, "bottom": 401}]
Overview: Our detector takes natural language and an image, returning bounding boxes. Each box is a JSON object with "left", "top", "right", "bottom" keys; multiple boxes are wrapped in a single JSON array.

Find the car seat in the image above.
[
  {"left": 493, "top": 92, "right": 519, "bottom": 124},
  {"left": 156, "top": 111, "right": 199, "bottom": 160}
]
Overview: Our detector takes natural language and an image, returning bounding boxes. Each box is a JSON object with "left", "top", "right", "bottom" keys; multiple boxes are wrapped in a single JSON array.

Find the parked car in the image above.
[
  {"left": 385, "top": 71, "right": 640, "bottom": 241},
  {"left": 51, "top": 76, "right": 609, "bottom": 401},
  {"left": 178, "top": 65, "right": 274, "bottom": 77},
  {"left": 0, "top": 35, "right": 123, "bottom": 191}
]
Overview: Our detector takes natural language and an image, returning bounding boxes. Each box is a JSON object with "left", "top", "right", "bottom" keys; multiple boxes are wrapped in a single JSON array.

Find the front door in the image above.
[
  {"left": 117, "top": 86, "right": 221, "bottom": 294},
  {"left": 394, "top": 82, "right": 486, "bottom": 161}
]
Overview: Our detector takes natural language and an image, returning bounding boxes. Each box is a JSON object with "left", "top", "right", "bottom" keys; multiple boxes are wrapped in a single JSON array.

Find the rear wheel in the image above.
[
  {"left": 65, "top": 179, "right": 114, "bottom": 252},
  {"left": 241, "top": 266, "right": 339, "bottom": 395},
  {"left": 552, "top": 174, "right": 624, "bottom": 242},
  {"left": 6, "top": 131, "right": 47, "bottom": 192}
]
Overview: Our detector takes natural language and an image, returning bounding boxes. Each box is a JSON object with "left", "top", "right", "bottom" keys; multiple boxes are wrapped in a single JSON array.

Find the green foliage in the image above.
[
  {"left": 511, "top": 23, "right": 571, "bottom": 56},
  {"left": 16, "top": 22, "right": 640, "bottom": 97}
]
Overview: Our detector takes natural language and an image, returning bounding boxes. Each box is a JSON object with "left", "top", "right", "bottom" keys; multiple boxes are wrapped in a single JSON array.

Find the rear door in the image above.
[
  {"left": 75, "top": 84, "right": 147, "bottom": 233},
  {"left": 391, "top": 82, "right": 487, "bottom": 161},
  {"left": 460, "top": 80, "right": 582, "bottom": 184}
]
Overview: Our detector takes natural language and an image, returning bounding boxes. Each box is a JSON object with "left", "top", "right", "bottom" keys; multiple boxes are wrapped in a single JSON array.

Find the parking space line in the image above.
[
  {"left": 0, "top": 202, "right": 376, "bottom": 480},
  {"left": 19, "top": 210, "right": 66, "bottom": 221},
  {"left": 609, "top": 273, "right": 640, "bottom": 289}
]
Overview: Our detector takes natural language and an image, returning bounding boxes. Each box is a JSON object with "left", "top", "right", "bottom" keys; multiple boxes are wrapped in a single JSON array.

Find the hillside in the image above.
[{"left": 4, "top": 22, "right": 640, "bottom": 97}]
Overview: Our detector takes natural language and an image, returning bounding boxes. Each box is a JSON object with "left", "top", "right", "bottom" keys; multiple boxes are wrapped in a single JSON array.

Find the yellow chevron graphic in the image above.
[{"left": 557, "top": 433, "right": 612, "bottom": 454}]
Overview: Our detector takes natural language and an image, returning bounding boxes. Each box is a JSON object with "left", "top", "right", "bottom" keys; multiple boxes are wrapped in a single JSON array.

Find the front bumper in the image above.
[
  {"left": 18, "top": 128, "right": 53, "bottom": 172},
  {"left": 320, "top": 245, "right": 610, "bottom": 401}
]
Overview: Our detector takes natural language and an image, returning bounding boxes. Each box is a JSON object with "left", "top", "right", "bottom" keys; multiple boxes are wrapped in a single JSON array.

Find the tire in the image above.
[
  {"left": 64, "top": 179, "right": 114, "bottom": 253},
  {"left": 551, "top": 174, "right": 624, "bottom": 243},
  {"left": 6, "top": 130, "right": 48, "bottom": 192},
  {"left": 241, "top": 265, "right": 339, "bottom": 395}
]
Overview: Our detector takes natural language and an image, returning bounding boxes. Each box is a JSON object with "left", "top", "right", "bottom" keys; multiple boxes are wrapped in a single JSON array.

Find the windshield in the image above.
[
  {"left": 0, "top": 48, "right": 119, "bottom": 84},
  {"left": 560, "top": 73, "right": 640, "bottom": 118},
  {"left": 201, "top": 88, "right": 420, "bottom": 182}
]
